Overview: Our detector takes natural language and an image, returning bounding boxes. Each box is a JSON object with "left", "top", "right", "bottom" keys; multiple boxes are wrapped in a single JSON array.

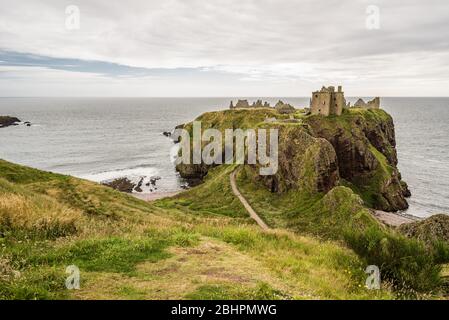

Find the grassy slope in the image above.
[
  {"left": 0, "top": 159, "right": 393, "bottom": 300},
  {"left": 170, "top": 108, "right": 447, "bottom": 295}
]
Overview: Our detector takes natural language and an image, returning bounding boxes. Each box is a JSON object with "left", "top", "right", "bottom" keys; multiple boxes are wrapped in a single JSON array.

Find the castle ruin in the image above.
[
  {"left": 310, "top": 86, "right": 347, "bottom": 116},
  {"left": 310, "top": 86, "right": 380, "bottom": 116},
  {"left": 353, "top": 97, "right": 380, "bottom": 109},
  {"left": 230, "top": 99, "right": 270, "bottom": 109},
  {"left": 228, "top": 86, "right": 380, "bottom": 117}
]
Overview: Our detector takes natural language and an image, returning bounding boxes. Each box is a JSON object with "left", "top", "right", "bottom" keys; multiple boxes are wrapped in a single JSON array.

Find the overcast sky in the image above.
[{"left": 1, "top": 0, "right": 449, "bottom": 97}]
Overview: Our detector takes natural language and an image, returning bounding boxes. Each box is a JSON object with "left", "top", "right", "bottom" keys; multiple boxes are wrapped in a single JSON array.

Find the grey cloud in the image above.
[{"left": 0, "top": 0, "right": 449, "bottom": 96}]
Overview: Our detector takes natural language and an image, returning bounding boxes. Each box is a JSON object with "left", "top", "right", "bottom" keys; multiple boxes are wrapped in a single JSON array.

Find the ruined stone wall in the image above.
[
  {"left": 366, "top": 97, "right": 380, "bottom": 109},
  {"left": 311, "top": 91, "right": 331, "bottom": 116},
  {"left": 332, "top": 92, "right": 345, "bottom": 116}
]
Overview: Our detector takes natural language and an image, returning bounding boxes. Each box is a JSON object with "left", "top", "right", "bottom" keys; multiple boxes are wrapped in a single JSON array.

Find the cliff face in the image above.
[
  {"left": 252, "top": 125, "right": 339, "bottom": 194},
  {"left": 304, "top": 109, "right": 410, "bottom": 211},
  {"left": 175, "top": 107, "right": 409, "bottom": 212}
]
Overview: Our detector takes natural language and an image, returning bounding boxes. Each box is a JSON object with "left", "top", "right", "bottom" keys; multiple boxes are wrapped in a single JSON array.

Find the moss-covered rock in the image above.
[
  {"left": 304, "top": 108, "right": 409, "bottom": 212},
  {"left": 250, "top": 125, "right": 339, "bottom": 194},
  {"left": 399, "top": 214, "right": 449, "bottom": 244}
]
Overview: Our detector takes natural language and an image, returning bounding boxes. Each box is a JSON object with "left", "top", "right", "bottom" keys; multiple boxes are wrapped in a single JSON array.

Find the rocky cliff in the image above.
[
  {"left": 304, "top": 109, "right": 410, "bottom": 211},
  {"left": 175, "top": 107, "right": 409, "bottom": 212}
]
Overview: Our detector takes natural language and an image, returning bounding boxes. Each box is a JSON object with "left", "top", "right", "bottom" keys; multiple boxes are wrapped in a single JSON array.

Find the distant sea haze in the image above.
[{"left": 1, "top": 97, "right": 448, "bottom": 218}]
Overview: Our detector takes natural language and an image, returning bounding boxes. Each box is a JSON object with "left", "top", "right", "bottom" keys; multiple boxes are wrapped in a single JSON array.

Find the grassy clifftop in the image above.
[{"left": 0, "top": 159, "right": 394, "bottom": 300}]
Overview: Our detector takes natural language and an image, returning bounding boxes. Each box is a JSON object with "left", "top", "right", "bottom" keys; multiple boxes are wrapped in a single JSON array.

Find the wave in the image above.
[{"left": 79, "top": 166, "right": 159, "bottom": 183}]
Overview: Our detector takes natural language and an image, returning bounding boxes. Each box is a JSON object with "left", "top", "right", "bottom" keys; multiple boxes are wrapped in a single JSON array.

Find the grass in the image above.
[
  {"left": 0, "top": 159, "right": 394, "bottom": 300},
  {"left": 0, "top": 182, "right": 80, "bottom": 240},
  {"left": 156, "top": 165, "right": 249, "bottom": 219},
  {"left": 185, "top": 282, "right": 289, "bottom": 300},
  {"left": 234, "top": 165, "right": 444, "bottom": 295}
]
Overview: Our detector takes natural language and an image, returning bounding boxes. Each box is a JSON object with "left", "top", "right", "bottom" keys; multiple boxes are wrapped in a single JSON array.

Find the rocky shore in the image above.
[
  {"left": 0, "top": 116, "right": 21, "bottom": 128},
  {"left": 102, "top": 175, "right": 162, "bottom": 193},
  {"left": 0, "top": 116, "right": 32, "bottom": 128}
]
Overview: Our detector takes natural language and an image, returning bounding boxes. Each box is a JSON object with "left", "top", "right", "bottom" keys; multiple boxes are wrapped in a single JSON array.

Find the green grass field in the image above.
[{"left": 1, "top": 159, "right": 399, "bottom": 300}]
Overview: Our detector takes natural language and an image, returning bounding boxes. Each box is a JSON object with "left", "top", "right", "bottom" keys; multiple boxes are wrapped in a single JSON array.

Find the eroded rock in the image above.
[{"left": 0, "top": 116, "right": 21, "bottom": 128}]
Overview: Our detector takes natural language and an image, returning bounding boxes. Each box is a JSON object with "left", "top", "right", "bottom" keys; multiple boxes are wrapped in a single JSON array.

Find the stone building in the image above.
[
  {"left": 275, "top": 100, "right": 296, "bottom": 114},
  {"left": 310, "top": 86, "right": 347, "bottom": 116},
  {"left": 353, "top": 97, "right": 380, "bottom": 109},
  {"left": 229, "top": 99, "right": 272, "bottom": 109}
]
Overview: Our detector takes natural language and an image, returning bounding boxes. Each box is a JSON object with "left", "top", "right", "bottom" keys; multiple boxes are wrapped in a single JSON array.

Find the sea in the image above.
[{"left": 1, "top": 97, "right": 448, "bottom": 218}]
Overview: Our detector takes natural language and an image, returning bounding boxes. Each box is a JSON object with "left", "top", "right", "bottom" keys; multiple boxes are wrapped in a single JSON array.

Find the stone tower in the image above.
[{"left": 310, "top": 85, "right": 347, "bottom": 116}]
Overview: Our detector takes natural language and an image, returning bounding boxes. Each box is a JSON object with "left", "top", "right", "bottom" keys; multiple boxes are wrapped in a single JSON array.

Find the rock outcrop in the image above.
[
  {"left": 304, "top": 109, "right": 409, "bottom": 211},
  {"left": 174, "top": 107, "right": 408, "bottom": 212},
  {"left": 102, "top": 177, "right": 136, "bottom": 193},
  {"left": 0, "top": 116, "right": 21, "bottom": 128},
  {"left": 251, "top": 126, "right": 339, "bottom": 194},
  {"left": 399, "top": 214, "right": 449, "bottom": 245}
]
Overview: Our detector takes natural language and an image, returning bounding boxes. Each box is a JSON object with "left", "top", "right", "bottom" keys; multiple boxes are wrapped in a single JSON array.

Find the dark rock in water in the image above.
[
  {"left": 180, "top": 178, "right": 203, "bottom": 189},
  {"left": 401, "top": 181, "right": 412, "bottom": 198},
  {"left": 0, "top": 116, "right": 21, "bottom": 128},
  {"left": 149, "top": 176, "right": 161, "bottom": 186},
  {"left": 172, "top": 124, "right": 185, "bottom": 143},
  {"left": 399, "top": 214, "right": 449, "bottom": 245},
  {"left": 102, "top": 177, "right": 136, "bottom": 193},
  {"left": 134, "top": 177, "right": 144, "bottom": 193},
  {"left": 162, "top": 131, "right": 171, "bottom": 137}
]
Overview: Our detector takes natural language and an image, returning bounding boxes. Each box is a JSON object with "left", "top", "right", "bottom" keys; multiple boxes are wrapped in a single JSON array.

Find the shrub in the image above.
[{"left": 344, "top": 226, "right": 441, "bottom": 293}]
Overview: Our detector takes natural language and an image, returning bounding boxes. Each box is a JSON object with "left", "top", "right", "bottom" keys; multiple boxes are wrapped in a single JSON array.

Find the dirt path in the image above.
[{"left": 230, "top": 168, "right": 270, "bottom": 230}]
